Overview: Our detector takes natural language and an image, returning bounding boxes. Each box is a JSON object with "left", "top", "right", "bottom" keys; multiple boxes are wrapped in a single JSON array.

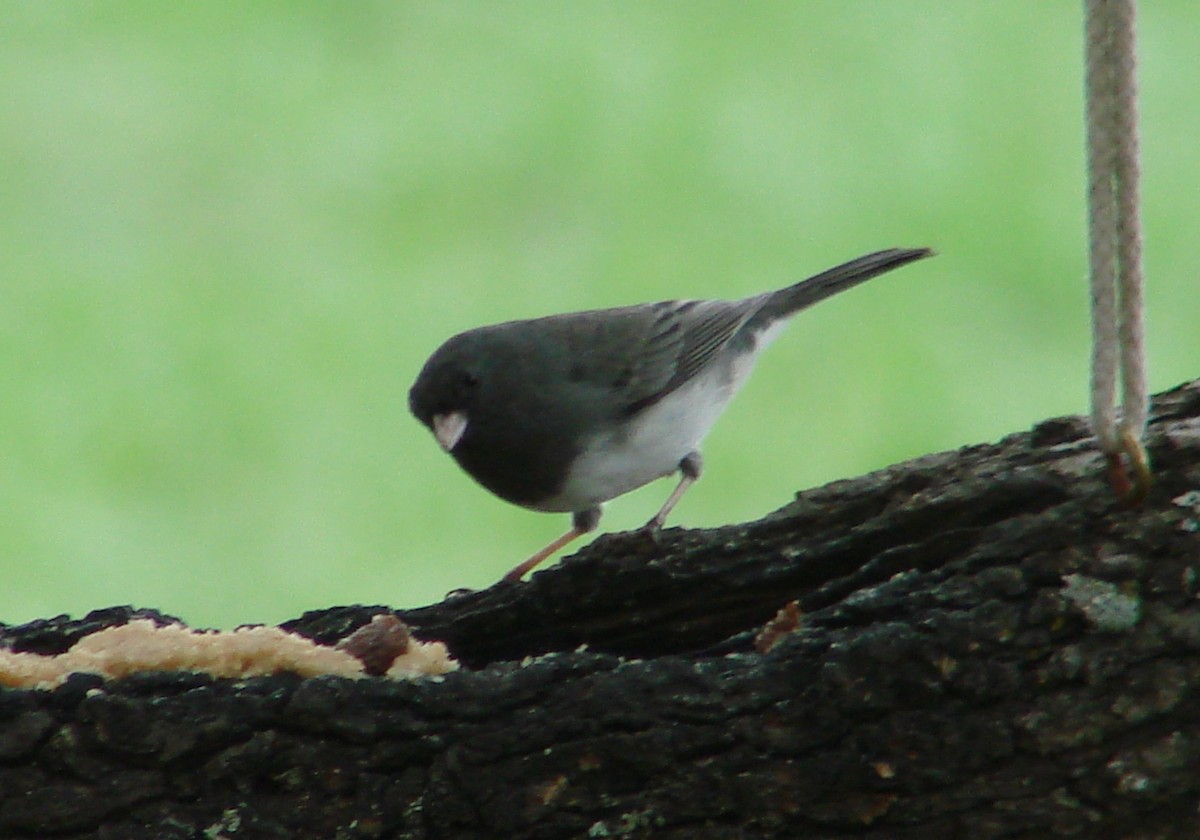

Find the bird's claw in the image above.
[{"left": 637, "top": 519, "right": 664, "bottom": 548}]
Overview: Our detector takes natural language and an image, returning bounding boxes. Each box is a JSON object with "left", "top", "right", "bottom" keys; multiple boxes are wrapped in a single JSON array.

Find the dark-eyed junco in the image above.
[{"left": 410, "top": 247, "right": 932, "bottom": 581}]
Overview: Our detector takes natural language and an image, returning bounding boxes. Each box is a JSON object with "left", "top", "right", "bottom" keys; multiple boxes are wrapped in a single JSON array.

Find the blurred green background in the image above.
[{"left": 2, "top": 3, "right": 1196, "bottom": 629}]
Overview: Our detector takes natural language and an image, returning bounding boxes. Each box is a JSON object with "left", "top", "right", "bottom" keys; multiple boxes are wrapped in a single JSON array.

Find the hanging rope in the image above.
[{"left": 1084, "top": 0, "right": 1150, "bottom": 504}]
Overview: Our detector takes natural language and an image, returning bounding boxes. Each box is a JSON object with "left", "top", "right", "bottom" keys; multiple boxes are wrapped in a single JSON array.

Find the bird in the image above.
[{"left": 409, "top": 247, "right": 933, "bottom": 582}]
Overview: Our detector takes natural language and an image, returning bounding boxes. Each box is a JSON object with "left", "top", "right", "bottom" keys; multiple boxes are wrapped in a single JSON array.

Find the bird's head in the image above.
[{"left": 408, "top": 331, "right": 493, "bottom": 453}]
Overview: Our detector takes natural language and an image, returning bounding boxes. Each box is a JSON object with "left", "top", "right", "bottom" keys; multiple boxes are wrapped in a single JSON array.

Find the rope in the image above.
[{"left": 1084, "top": 0, "right": 1150, "bottom": 504}]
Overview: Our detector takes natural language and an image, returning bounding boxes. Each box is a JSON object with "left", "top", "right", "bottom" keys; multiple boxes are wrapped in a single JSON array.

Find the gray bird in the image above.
[{"left": 409, "top": 247, "right": 932, "bottom": 581}]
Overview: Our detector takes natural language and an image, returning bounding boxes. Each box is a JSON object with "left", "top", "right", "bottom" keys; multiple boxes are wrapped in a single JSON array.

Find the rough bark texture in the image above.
[{"left": 2, "top": 379, "right": 1200, "bottom": 840}]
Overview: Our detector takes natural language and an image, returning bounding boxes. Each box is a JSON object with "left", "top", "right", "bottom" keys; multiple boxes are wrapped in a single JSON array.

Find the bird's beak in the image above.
[{"left": 432, "top": 411, "right": 469, "bottom": 452}]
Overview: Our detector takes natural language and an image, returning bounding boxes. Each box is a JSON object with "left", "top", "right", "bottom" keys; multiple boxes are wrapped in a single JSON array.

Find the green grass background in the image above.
[{"left": 2, "top": 3, "right": 1197, "bottom": 629}]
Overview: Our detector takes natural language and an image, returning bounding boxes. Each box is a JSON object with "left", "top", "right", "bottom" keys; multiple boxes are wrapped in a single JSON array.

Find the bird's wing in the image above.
[
  {"left": 530, "top": 294, "right": 765, "bottom": 420},
  {"left": 606, "top": 296, "right": 765, "bottom": 415}
]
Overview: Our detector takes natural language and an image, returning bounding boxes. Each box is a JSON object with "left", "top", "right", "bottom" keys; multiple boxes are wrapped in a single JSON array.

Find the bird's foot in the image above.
[{"left": 635, "top": 518, "right": 665, "bottom": 550}]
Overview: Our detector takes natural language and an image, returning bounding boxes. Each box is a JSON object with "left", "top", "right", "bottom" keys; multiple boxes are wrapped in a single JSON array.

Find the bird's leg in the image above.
[
  {"left": 503, "top": 507, "right": 602, "bottom": 582},
  {"left": 642, "top": 451, "right": 703, "bottom": 534}
]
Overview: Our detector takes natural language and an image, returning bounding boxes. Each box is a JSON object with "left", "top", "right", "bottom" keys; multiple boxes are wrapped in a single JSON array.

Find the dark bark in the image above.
[{"left": 2, "top": 379, "right": 1200, "bottom": 840}]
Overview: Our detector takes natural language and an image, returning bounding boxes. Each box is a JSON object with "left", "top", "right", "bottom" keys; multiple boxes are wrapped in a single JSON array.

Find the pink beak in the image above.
[{"left": 432, "top": 411, "right": 469, "bottom": 452}]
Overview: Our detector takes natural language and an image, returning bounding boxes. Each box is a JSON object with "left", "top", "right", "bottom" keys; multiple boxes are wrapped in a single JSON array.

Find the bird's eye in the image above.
[{"left": 459, "top": 371, "right": 480, "bottom": 391}]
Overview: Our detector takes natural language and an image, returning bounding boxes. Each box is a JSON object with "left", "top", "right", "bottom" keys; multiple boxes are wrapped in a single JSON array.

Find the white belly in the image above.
[{"left": 533, "top": 333, "right": 772, "bottom": 512}]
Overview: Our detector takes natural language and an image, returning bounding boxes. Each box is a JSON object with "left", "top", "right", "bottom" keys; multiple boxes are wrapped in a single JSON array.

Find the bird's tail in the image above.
[{"left": 752, "top": 247, "right": 933, "bottom": 326}]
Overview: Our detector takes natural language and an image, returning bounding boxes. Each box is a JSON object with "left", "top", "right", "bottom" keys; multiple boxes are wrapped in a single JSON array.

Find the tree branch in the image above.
[{"left": 3, "top": 379, "right": 1199, "bottom": 839}]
